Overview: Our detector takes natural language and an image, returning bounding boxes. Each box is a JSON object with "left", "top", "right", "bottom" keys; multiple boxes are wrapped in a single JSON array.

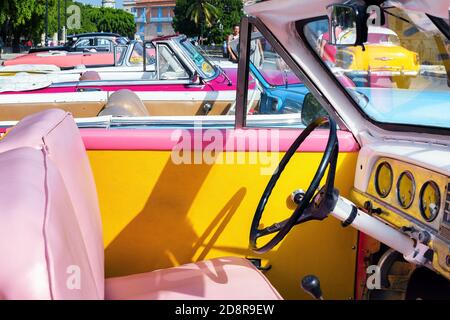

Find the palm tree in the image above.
[{"left": 186, "top": 0, "right": 219, "bottom": 43}]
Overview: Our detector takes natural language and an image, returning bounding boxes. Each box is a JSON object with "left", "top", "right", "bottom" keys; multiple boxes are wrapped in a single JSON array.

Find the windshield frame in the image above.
[
  {"left": 296, "top": 14, "right": 450, "bottom": 136},
  {"left": 234, "top": 15, "right": 347, "bottom": 129},
  {"left": 174, "top": 36, "right": 219, "bottom": 81}
]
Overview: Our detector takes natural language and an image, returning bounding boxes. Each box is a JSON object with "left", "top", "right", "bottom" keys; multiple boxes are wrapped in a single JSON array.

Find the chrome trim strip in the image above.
[
  {"left": 51, "top": 79, "right": 193, "bottom": 88},
  {"left": 0, "top": 114, "right": 303, "bottom": 129}
]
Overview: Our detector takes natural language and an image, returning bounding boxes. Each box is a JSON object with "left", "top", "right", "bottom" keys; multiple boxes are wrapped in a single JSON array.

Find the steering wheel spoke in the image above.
[
  {"left": 249, "top": 116, "right": 340, "bottom": 254},
  {"left": 256, "top": 219, "right": 289, "bottom": 238}
]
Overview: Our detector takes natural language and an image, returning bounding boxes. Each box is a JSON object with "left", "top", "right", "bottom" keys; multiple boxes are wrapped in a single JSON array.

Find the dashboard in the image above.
[
  {"left": 351, "top": 142, "right": 450, "bottom": 280},
  {"left": 370, "top": 158, "right": 448, "bottom": 230}
]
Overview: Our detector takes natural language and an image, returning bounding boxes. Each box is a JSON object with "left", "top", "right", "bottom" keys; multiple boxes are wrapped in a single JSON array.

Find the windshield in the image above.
[
  {"left": 367, "top": 32, "right": 400, "bottom": 45},
  {"left": 128, "top": 42, "right": 156, "bottom": 67},
  {"left": 303, "top": 4, "right": 450, "bottom": 130},
  {"left": 176, "top": 38, "right": 216, "bottom": 78}
]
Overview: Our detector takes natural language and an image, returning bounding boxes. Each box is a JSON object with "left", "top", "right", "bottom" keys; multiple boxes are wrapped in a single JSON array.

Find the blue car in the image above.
[{"left": 250, "top": 63, "right": 310, "bottom": 114}]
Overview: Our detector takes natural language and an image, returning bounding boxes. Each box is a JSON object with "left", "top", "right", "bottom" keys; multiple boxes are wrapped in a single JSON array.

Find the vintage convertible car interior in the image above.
[
  {"left": 0, "top": 0, "right": 449, "bottom": 300},
  {"left": 0, "top": 109, "right": 283, "bottom": 299}
]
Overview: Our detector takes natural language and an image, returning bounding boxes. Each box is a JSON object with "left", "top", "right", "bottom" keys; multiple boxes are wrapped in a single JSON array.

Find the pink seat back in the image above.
[{"left": 0, "top": 109, "right": 104, "bottom": 299}]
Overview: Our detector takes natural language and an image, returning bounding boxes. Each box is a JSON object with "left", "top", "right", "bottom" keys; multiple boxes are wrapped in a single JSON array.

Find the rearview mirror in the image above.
[
  {"left": 301, "top": 93, "right": 328, "bottom": 127},
  {"left": 326, "top": 2, "right": 368, "bottom": 46}
]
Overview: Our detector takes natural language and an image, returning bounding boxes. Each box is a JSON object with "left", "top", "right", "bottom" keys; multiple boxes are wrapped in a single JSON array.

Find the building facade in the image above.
[
  {"left": 129, "top": 0, "right": 176, "bottom": 40},
  {"left": 102, "top": 0, "right": 116, "bottom": 9},
  {"left": 123, "top": 0, "right": 136, "bottom": 13}
]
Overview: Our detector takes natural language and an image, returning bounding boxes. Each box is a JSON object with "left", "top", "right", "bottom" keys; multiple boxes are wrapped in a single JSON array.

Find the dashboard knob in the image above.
[
  {"left": 364, "top": 201, "right": 383, "bottom": 215},
  {"left": 418, "top": 231, "right": 431, "bottom": 245}
]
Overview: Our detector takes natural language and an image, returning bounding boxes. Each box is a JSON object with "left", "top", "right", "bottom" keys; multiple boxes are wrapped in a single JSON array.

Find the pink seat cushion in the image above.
[
  {"left": 0, "top": 109, "right": 104, "bottom": 299},
  {"left": 0, "top": 109, "right": 282, "bottom": 300},
  {"left": 105, "top": 257, "right": 282, "bottom": 300},
  {"left": 0, "top": 148, "right": 99, "bottom": 299}
]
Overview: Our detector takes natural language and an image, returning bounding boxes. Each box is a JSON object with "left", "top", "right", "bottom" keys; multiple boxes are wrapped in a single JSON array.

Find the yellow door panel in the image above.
[{"left": 88, "top": 150, "right": 358, "bottom": 299}]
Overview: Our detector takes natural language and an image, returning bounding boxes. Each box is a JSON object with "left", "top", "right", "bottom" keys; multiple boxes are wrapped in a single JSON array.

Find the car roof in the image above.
[{"left": 67, "top": 32, "right": 122, "bottom": 39}]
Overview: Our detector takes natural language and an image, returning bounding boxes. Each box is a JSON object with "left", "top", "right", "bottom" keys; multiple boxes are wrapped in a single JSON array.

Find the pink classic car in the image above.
[
  {"left": 0, "top": 36, "right": 237, "bottom": 120},
  {"left": 3, "top": 50, "right": 116, "bottom": 69},
  {"left": 4, "top": 33, "right": 129, "bottom": 69}
]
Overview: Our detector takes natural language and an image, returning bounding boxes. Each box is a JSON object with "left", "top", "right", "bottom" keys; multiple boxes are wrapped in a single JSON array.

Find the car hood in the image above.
[{"left": 356, "top": 88, "right": 450, "bottom": 128}]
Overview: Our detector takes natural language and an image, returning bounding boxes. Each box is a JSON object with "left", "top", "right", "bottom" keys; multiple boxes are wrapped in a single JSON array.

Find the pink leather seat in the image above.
[
  {"left": 0, "top": 147, "right": 100, "bottom": 299},
  {"left": 0, "top": 109, "right": 282, "bottom": 300},
  {"left": 0, "top": 109, "right": 104, "bottom": 299},
  {"left": 106, "top": 257, "right": 282, "bottom": 300}
]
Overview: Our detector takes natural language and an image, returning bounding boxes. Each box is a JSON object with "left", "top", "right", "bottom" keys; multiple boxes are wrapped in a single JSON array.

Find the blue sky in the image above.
[{"left": 76, "top": 0, "right": 124, "bottom": 8}]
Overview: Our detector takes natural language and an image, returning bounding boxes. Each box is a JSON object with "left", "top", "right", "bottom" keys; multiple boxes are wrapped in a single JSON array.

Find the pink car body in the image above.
[{"left": 3, "top": 51, "right": 116, "bottom": 68}]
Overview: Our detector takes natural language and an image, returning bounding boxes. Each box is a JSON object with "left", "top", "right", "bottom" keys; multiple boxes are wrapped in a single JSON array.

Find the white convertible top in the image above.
[
  {"left": 0, "top": 73, "right": 53, "bottom": 93},
  {"left": 0, "top": 64, "right": 61, "bottom": 73}
]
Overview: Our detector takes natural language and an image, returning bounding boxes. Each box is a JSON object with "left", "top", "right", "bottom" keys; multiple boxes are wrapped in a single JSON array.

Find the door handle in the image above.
[
  {"left": 77, "top": 88, "right": 101, "bottom": 92},
  {"left": 186, "top": 84, "right": 205, "bottom": 89}
]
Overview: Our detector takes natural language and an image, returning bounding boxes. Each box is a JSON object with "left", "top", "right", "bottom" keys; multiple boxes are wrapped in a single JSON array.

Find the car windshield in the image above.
[
  {"left": 303, "top": 4, "right": 450, "bottom": 130},
  {"left": 129, "top": 42, "right": 156, "bottom": 67},
  {"left": 367, "top": 31, "right": 400, "bottom": 46},
  {"left": 177, "top": 38, "right": 216, "bottom": 78}
]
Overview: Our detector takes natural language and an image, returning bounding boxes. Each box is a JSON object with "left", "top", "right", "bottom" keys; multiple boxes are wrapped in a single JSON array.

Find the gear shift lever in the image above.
[{"left": 301, "top": 275, "right": 323, "bottom": 300}]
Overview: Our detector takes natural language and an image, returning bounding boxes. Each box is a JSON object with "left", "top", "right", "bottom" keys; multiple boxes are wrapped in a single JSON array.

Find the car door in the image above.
[{"left": 76, "top": 17, "right": 361, "bottom": 300}]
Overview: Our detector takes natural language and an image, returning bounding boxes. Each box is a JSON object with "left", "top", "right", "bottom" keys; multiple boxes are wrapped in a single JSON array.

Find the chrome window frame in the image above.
[{"left": 235, "top": 16, "right": 347, "bottom": 130}]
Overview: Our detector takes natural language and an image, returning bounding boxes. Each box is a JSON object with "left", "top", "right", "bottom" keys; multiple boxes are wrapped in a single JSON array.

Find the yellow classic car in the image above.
[{"left": 335, "top": 26, "right": 420, "bottom": 88}]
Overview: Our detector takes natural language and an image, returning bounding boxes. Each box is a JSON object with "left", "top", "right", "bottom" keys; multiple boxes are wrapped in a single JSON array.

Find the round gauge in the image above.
[
  {"left": 397, "top": 171, "right": 415, "bottom": 209},
  {"left": 375, "top": 162, "right": 393, "bottom": 198},
  {"left": 419, "top": 181, "right": 441, "bottom": 222}
]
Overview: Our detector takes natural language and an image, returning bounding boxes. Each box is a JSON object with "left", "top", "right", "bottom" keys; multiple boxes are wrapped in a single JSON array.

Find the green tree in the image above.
[
  {"left": 67, "top": 5, "right": 135, "bottom": 37},
  {"left": 0, "top": 1, "right": 136, "bottom": 47},
  {"left": 0, "top": 0, "right": 56, "bottom": 46},
  {"left": 209, "top": 0, "right": 243, "bottom": 44},
  {"left": 173, "top": 0, "right": 202, "bottom": 39},
  {"left": 187, "top": 0, "right": 219, "bottom": 28},
  {"left": 173, "top": 0, "right": 243, "bottom": 45}
]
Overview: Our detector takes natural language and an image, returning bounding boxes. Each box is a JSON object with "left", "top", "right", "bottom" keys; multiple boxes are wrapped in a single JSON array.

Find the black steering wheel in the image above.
[{"left": 250, "top": 116, "right": 339, "bottom": 254}]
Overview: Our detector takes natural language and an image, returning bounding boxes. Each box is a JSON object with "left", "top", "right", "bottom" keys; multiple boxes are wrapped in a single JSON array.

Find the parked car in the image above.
[
  {"left": 5, "top": 34, "right": 129, "bottom": 69},
  {"left": 28, "top": 32, "right": 129, "bottom": 54},
  {"left": 319, "top": 26, "right": 420, "bottom": 88},
  {"left": 0, "top": 35, "right": 237, "bottom": 120}
]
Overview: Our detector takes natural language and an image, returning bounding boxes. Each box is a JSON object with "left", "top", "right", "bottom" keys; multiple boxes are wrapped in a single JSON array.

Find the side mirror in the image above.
[
  {"left": 326, "top": 1, "right": 368, "bottom": 46},
  {"left": 301, "top": 93, "right": 328, "bottom": 127},
  {"left": 187, "top": 71, "right": 205, "bottom": 87}
]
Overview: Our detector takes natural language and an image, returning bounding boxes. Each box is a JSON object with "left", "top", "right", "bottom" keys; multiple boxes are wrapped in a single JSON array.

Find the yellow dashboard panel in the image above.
[
  {"left": 367, "top": 158, "right": 447, "bottom": 228},
  {"left": 351, "top": 157, "right": 450, "bottom": 279}
]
